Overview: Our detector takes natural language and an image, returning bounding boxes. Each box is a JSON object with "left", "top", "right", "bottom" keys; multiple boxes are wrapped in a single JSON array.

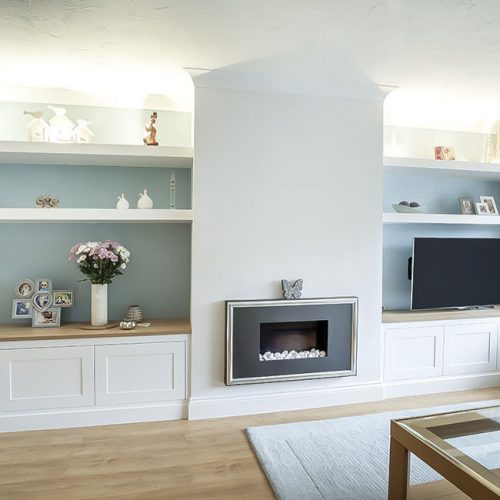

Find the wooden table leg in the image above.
[{"left": 388, "top": 437, "right": 410, "bottom": 500}]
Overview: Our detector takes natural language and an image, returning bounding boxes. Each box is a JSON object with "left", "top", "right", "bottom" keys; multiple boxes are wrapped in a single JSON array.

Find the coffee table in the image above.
[{"left": 389, "top": 405, "right": 500, "bottom": 499}]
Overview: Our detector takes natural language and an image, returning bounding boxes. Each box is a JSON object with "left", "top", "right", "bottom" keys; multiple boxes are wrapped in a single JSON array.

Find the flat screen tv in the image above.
[{"left": 411, "top": 238, "right": 500, "bottom": 310}]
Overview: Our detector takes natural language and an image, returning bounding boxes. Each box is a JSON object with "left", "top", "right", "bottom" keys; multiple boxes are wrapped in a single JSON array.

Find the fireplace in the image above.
[{"left": 225, "top": 297, "right": 358, "bottom": 385}]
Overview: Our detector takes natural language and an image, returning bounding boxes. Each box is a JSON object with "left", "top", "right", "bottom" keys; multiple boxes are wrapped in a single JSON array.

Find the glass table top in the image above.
[{"left": 396, "top": 405, "right": 500, "bottom": 489}]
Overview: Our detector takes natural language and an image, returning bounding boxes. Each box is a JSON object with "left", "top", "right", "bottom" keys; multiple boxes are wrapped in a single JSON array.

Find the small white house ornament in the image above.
[
  {"left": 116, "top": 194, "right": 129, "bottom": 209},
  {"left": 73, "top": 119, "right": 94, "bottom": 143},
  {"left": 137, "top": 189, "right": 153, "bottom": 209},
  {"left": 24, "top": 111, "right": 50, "bottom": 142},
  {"left": 47, "top": 105, "right": 75, "bottom": 143}
]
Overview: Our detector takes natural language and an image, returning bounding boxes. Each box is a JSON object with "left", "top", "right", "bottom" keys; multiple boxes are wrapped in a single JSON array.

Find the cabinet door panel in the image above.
[
  {"left": 384, "top": 327, "right": 444, "bottom": 381},
  {"left": 0, "top": 346, "right": 94, "bottom": 411},
  {"left": 444, "top": 324, "right": 498, "bottom": 375},
  {"left": 95, "top": 342, "right": 186, "bottom": 405}
]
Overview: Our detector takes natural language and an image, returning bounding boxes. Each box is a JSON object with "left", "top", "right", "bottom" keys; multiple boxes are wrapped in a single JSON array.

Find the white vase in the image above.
[
  {"left": 91, "top": 284, "right": 108, "bottom": 326},
  {"left": 137, "top": 189, "right": 153, "bottom": 209}
]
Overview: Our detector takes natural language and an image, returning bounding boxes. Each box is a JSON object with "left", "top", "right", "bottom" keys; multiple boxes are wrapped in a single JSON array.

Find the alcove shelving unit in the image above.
[
  {"left": 0, "top": 141, "right": 194, "bottom": 224},
  {"left": 383, "top": 156, "right": 500, "bottom": 225}
]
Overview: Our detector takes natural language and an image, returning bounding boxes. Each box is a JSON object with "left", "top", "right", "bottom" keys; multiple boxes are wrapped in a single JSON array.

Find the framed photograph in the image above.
[
  {"left": 32, "top": 291, "right": 53, "bottom": 312},
  {"left": 53, "top": 290, "right": 74, "bottom": 308},
  {"left": 475, "top": 202, "right": 490, "bottom": 215},
  {"left": 15, "top": 279, "right": 35, "bottom": 298},
  {"left": 35, "top": 279, "right": 52, "bottom": 293},
  {"left": 480, "top": 196, "right": 499, "bottom": 215},
  {"left": 12, "top": 299, "right": 32, "bottom": 319},
  {"left": 32, "top": 308, "right": 61, "bottom": 328},
  {"left": 459, "top": 197, "right": 475, "bottom": 215}
]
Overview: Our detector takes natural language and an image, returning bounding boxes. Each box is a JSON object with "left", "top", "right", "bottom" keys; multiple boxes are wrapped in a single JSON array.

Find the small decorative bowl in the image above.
[
  {"left": 392, "top": 203, "right": 425, "bottom": 214},
  {"left": 120, "top": 319, "right": 136, "bottom": 330}
]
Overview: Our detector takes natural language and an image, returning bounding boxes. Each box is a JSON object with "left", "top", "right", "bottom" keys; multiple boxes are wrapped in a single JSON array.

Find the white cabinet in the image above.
[
  {"left": 95, "top": 341, "right": 186, "bottom": 405},
  {"left": 0, "top": 346, "right": 94, "bottom": 411},
  {"left": 443, "top": 324, "right": 498, "bottom": 375},
  {"left": 384, "top": 326, "right": 444, "bottom": 381}
]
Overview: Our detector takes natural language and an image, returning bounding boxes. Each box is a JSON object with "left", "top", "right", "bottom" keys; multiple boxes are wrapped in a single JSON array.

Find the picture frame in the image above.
[
  {"left": 32, "top": 291, "right": 53, "bottom": 312},
  {"left": 475, "top": 202, "right": 490, "bottom": 215},
  {"left": 35, "top": 279, "right": 52, "bottom": 293},
  {"left": 480, "top": 196, "right": 499, "bottom": 215},
  {"left": 459, "top": 197, "right": 475, "bottom": 215},
  {"left": 12, "top": 299, "right": 32, "bottom": 319},
  {"left": 52, "top": 290, "right": 74, "bottom": 308},
  {"left": 32, "top": 308, "right": 61, "bottom": 328},
  {"left": 15, "top": 279, "right": 35, "bottom": 298}
]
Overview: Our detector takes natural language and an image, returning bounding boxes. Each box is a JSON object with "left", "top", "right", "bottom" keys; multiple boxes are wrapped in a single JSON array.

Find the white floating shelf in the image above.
[
  {"left": 383, "top": 213, "right": 500, "bottom": 225},
  {"left": 0, "top": 141, "right": 193, "bottom": 168},
  {"left": 384, "top": 156, "right": 500, "bottom": 180},
  {"left": 0, "top": 208, "right": 193, "bottom": 223}
]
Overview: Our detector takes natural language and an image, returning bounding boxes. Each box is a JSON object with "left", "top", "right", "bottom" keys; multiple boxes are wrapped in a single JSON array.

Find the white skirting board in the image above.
[
  {"left": 382, "top": 372, "right": 500, "bottom": 400},
  {"left": 188, "top": 382, "right": 384, "bottom": 420},
  {"left": 0, "top": 401, "right": 187, "bottom": 433}
]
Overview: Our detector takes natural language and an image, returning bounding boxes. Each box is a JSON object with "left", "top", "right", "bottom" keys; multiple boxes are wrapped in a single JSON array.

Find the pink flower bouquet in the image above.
[{"left": 69, "top": 241, "right": 130, "bottom": 285}]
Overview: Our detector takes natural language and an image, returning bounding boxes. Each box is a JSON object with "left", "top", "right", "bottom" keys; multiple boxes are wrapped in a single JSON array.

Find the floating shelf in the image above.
[
  {"left": 384, "top": 156, "right": 500, "bottom": 180},
  {"left": 0, "top": 141, "right": 193, "bottom": 168},
  {"left": 383, "top": 213, "right": 500, "bottom": 225},
  {"left": 0, "top": 208, "right": 193, "bottom": 223}
]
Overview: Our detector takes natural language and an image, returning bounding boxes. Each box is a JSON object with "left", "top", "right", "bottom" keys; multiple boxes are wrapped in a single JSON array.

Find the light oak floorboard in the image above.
[{"left": 1, "top": 387, "right": 499, "bottom": 499}]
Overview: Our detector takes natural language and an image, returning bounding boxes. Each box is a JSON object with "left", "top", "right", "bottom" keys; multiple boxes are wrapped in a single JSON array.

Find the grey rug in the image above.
[{"left": 247, "top": 399, "right": 500, "bottom": 499}]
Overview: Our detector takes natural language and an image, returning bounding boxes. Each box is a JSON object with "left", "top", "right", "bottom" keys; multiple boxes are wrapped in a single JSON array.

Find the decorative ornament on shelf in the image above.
[
  {"left": 281, "top": 279, "right": 303, "bottom": 300},
  {"left": 11, "top": 278, "right": 74, "bottom": 327},
  {"left": 143, "top": 111, "right": 159, "bottom": 146},
  {"left": 73, "top": 119, "right": 94, "bottom": 143},
  {"left": 69, "top": 241, "right": 130, "bottom": 328},
  {"left": 392, "top": 201, "right": 424, "bottom": 213},
  {"left": 116, "top": 193, "right": 130, "bottom": 209},
  {"left": 170, "top": 172, "right": 176, "bottom": 209},
  {"left": 137, "top": 189, "right": 153, "bottom": 209},
  {"left": 35, "top": 195, "right": 59, "bottom": 208},
  {"left": 120, "top": 319, "right": 136, "bottom": 330},
  {"left": 23, "top": 111, "right": 50, "bottom": 142},
  {"left": 47, "top": 105, "right": 75, "bottom": 143},
  {"left": 126, "top": 305, "right": 143, "bottom": 323},
  {"left": 434, "top": 146, "right": 455, "bottom": 161}
]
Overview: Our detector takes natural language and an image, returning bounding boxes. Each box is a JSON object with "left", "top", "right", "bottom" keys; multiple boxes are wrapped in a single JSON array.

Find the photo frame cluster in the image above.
[
  {"left": 459, "top": 196, "right": 499, "bottom": 216},
  {"left": 12, "top": 278, "right": 74, "bottom": 328}
]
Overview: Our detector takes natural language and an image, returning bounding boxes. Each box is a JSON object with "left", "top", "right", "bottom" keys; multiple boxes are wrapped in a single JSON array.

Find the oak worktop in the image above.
[
  {"left": 383, "top": 308, "right": 500, "bottom": 324},
  {"left": 0, "top": 318, "right": 191, "bottom": 342}
]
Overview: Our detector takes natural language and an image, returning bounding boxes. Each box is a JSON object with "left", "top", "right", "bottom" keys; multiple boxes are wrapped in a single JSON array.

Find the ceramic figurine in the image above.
[
  {"left": 47, "top": 105, "right": 75, "bottom": 143},
  {"left": 35, "top": 195, "right": 59, "bottom": 208},
  {"left": 116, "top": 193, "right": 129, "bottom": 209},
  {"left": 73, "top": 119, "right": 94, "bottom": 143},
  {"left": 170, "top": 172, "right": 176, "bottom": 208},
  {"left": 434, "top": 146, "right": 455, "bottom": 161},
  {"left": 23, "top": 111, "right": 49, "bottom": 142},
  {"left": 137, "top": 189, "right": 153, "bottom": 209},
  {"left": 143, "top": 112, "right": 159, "bottom": 146}
]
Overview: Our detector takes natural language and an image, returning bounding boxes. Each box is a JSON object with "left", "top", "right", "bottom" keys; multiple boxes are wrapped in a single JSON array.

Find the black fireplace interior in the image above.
[{"left": 260, "top": 320, "right": 328, "bottom": 354}]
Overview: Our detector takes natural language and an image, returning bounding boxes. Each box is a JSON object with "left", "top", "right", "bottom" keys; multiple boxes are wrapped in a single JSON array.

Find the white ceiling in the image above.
[{"left": 2, "top": 0, "right": 500, "bottom": 128}]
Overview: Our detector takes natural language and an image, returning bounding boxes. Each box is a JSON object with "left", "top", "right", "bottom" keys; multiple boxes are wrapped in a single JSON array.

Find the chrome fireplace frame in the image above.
[{"left": 225, "top": 297, "right": 358, "bottom": 385}]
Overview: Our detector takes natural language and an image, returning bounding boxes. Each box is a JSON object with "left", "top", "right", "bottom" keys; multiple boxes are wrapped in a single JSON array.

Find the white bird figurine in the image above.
[{"left": 116, "top": 194, "right": 129, "bottom": 210}]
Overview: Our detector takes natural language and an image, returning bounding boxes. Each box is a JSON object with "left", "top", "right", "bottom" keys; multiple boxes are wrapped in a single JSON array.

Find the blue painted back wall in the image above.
[
  {"left": 383, "top": 173, "right": 500, "bottom": 310},
  {"left": 0, "top": 223, "right": 191, "bottom": 325},
  {"left": 0, "top": 164, "right": 191, "bottom": 209}
]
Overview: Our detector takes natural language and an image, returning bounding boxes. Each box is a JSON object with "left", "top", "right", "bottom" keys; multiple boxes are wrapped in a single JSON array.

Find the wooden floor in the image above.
[{"left": 1, "top": 388, "right": 499, "bottom": 500}]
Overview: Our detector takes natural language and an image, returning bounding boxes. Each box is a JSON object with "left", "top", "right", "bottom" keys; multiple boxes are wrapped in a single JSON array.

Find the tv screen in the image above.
[{"left": 411, "top": 238, "right": 500, "bottom": 310}]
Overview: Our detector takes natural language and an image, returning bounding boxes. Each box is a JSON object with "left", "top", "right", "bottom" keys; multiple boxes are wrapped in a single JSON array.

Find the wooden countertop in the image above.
[
  {"left": 0, "top": 318, "right": 191, "bottom": 342},
  {"left": 383, "top": 308, "right": 500, "bottom": 324}
]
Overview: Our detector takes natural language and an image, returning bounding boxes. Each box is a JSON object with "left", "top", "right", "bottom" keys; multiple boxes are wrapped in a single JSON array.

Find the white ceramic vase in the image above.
[{"left": 91, "top": 284, "right": 108, "bottom": 326}]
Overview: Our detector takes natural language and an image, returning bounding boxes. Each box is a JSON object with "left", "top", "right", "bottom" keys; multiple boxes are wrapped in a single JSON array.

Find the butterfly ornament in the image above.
[{"left": 281, "top": 279, "right": 303, "bottom": 300}]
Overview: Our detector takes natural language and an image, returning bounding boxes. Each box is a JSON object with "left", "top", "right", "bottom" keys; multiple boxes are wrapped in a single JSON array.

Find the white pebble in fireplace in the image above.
[{"left": 259, "top": 349, "right": 327, "bottom": 361}]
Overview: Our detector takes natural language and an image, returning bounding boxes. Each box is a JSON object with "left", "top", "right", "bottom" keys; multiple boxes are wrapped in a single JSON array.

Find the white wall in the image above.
[{"left": 190, "top": 85, "right": 384, "bottom": 418}]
